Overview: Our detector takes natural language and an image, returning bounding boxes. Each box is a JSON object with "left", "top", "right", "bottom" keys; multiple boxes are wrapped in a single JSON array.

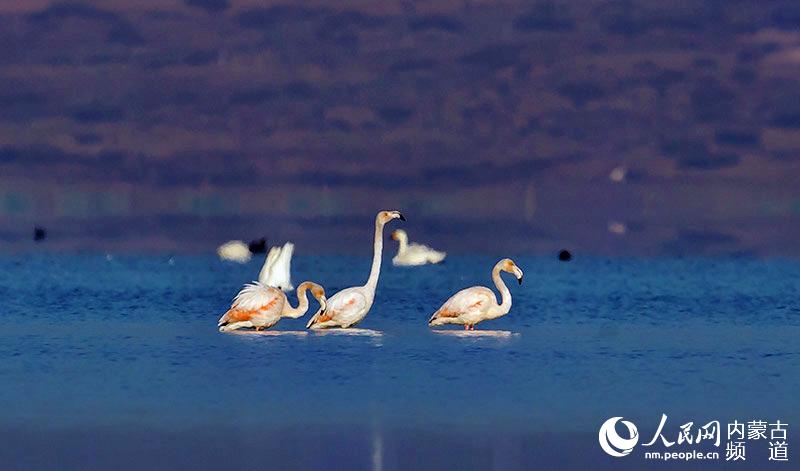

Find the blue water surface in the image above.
[{"left": 1, "top": 253, "right": 798, "bottom": 436}]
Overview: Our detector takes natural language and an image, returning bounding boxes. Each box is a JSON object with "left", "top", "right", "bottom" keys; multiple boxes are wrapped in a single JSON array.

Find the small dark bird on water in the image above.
[
  {"left": 248, "top": 238, "right": 267, "bottom": 254},
  {"left": 33, "top": 226, "right": 47, "bottom": 242},
  {"left": 558, "top": 249, "right": 572, "bottom": 261}
]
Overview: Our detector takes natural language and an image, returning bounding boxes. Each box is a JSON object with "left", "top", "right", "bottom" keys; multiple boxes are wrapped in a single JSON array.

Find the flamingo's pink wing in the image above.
[
  {"left": 219, "top": 283, "right": 284, "bottom": 325},
  {"left": 311, "top": 287, "right": 367, "bottom": 324},
  {"left": 431, "top": 287, "right": 494, "bottom": 321}
]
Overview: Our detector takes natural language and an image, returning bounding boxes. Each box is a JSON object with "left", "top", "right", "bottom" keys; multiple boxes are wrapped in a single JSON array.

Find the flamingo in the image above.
[
  {"left": 217, "top": 240, "right": 251, "bottom": 263},
  {"left": 390, "top": 229, "right": 446, "bottom": 266},
  {"left": 428, "top": 258, "right": 523, "bottom": 330},
  {"left": 258, "top": 242, "right": 294, "bottom": 291},
  {"left": 218, "top": 281, "right": 326, "bottom": 332},
  {"left": 306, "top": 210, "right": 404, "bottom": 329}
]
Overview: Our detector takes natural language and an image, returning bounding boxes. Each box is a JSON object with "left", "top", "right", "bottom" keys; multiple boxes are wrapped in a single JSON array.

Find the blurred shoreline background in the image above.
[{"left": 1, "top": 0, "right": 799, "bottom": 255}]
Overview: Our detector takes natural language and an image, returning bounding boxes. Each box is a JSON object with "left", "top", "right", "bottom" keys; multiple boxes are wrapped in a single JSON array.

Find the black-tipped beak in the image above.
[
  {"left": 398, "top": 213, "right": 406, "bottom": 221},
  {"left": 518, "top": 276, "right": 523, "bottom": 285}
]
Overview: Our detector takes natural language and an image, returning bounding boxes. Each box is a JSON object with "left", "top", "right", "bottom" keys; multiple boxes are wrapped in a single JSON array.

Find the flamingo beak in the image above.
[
  {"left": 513, "top": 266, "right": 524, "bottom": 285},
  {"left": 398, "top": 213, "right": 406, "bottom": 221}
]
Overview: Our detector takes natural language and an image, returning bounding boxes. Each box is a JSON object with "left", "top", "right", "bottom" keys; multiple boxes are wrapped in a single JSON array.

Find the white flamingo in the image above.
[
  {"left": 428, "top": 258, "right": 523, "bottom": 330},
  {"left": 391, "top": 229, "right": 446, "bottom": 266},
  {"left": 306, "top": 210, "right": 404, "bottom": 329},
  {"left": 258, "top": 242, "right": 294, "bottom": 291},
  {"left": 217, "top": 240, "right": 251, "bottom": 263},
  {"left": 218, "top": 281, "right": 326, "bottom": 332}
]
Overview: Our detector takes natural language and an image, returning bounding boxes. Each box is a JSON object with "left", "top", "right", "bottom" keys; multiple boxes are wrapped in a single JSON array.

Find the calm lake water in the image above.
[{"left": 1, "top": 253, "right": 797, "bottom": 469}]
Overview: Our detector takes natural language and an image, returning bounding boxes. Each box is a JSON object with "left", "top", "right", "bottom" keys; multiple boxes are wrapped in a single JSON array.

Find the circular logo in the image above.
[{"left": 598, "top": 417, "right": 639, "bottom": 457}]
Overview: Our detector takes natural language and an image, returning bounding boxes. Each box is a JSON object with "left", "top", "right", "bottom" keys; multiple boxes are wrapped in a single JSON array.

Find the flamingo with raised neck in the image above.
[
  {"left": 306, "top": 210, "right": 404, "bottom": 329},
  {"left": 218, "top": 281, "right": 326, "bottom": 332},
  {"left": 428, "top": 258, "right": 523, "bottom": 330}
]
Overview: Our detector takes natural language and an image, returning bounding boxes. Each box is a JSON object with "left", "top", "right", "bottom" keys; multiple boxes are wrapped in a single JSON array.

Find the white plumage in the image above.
[
  {"left": 218, "top": 282, "right": 284, "bottom": 331},
  {"left": 232, "top": 282, "right": 277, "bottom": 311},
  {"left": 217, "top": 240, "right": 251, "bottom": 263},
  {"left": 306, "top": 287, "right": 369, "bottom": 329},
  {"left": 391, "top": 229, "right": 446, "bottom": 266},
  {"left": 258, "top": 242, "right": 294, "bottom": 291}
]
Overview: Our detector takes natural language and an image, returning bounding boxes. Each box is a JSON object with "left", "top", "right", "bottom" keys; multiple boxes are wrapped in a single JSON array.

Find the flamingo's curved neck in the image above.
[
  {"left": 365, "top": 219, "right": 385, "bottom": 293},
  {"left": 490, "top": 264, "right": 512, "bottom": 318},
  {"left": 396, "top": 233, "right": 409, "bottom": 254},
  {"left": 283, "top": 284, "right": 309, "bottom": 318}
]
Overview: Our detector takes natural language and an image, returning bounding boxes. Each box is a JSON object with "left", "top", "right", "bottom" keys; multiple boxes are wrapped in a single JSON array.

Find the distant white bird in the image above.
[
  {"left": 428, "top": 258, "right": 523, "bottom": 330},
  {"left": 390, "top": 229, "right": 446, "bottom": 266},
  {"left": 258, "top": 242, "right": 294, "bottom": 291},
  {"left": 306, "top": 210, "right": 404, "bottom": 329},
  {"left": 608, "top": 221, "right": 627, "bottom": 235},
  {"left": 609, "top": 165, "right": 627, "bottom": 183},
  {"left": 217, "top": 240, "right": 251, "bottom": 263},
  {"left": 218, "top": 281, "right": 326, "bottom": 332}
]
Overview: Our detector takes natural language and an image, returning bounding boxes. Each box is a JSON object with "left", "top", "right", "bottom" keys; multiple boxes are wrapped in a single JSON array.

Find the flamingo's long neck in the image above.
[
  {"left": 364, "top": 219, "right": 385, "bottom": 293},
  {"left": 282, "top": 284, "right": 309, "bottom": 318},
  {"left": 396, "top": 232, "right": 409, "bottom": 254},
  {"left": 490, "top": 263, "right": 512, "bottom": 318}
]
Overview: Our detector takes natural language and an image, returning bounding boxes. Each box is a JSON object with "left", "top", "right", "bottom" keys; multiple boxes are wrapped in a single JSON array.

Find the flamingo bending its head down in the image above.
[
  {"left": 218, "top": 281, "right": 326, "bottom": 332},
  {"left": 428, "top": 258, "right": 523, "bottom": 330},
  {"left": 306, "top": 210, "right": 404, "bottom": 329},
  {"left": 390, "top": 229, "right": 446, "bottom": 266}
]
